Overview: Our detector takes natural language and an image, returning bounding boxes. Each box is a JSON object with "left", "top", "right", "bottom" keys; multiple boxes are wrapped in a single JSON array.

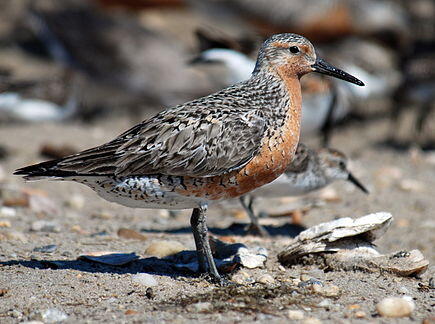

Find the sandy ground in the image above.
[{"left": 0, "top": 114, "right": 434, "bottom": 323}]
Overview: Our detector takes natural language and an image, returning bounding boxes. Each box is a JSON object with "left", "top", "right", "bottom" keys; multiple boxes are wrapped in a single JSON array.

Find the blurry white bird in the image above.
[{"left": 0, "top": 92, "right": 77, "bottom": 122}]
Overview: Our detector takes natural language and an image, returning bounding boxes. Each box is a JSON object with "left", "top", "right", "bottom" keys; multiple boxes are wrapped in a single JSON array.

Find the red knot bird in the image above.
[
  {"left": 239, "top": 143, "right": 368, "bottom": 236},
  {"left": 15, "top": 33, "right": 364, "bottom": 283}
]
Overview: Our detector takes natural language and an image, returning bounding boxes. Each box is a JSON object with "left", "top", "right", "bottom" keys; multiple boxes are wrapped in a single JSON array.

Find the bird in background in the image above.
[
  {"left": 239, "top": 143, "right": 368, "bottom": 236},
  {"left": 15, "top": 33, "right": 364, "bottom": 284}
]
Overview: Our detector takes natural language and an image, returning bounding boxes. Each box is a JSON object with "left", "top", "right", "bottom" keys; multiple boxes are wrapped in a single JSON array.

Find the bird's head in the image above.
[
  {"left": 318, "top": 148, "right": 369, "bottom": 194},
  {"left": 254, "top": 33, "right": 364, "bottom": 86}
]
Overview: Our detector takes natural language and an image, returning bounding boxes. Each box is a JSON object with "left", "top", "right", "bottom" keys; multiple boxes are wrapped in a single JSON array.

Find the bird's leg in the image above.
[
  {"left": 321, "top": 82, "right": 338, "bottom": 147},
  {"left": 190, "top": 204, "right": 221, "bottom": 282},
  {"left": 239, "top": 195, "right": 269, "bottom": 237},
  {"left": 414, "top": 98, "right": 434, "bottom": 145}
]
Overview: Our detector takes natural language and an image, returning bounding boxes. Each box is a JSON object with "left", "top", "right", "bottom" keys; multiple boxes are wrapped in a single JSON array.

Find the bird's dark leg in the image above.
[
  {"left": 239, "top": 195, "right": 269, "bottom": 237},
  {"left": 414, "top": 98, "right": 434, "bottom": 145},
  {"left": 190, "top": 204, "right": 221, "bottom": 282},
  {"left": 321, "top": 82, "right": 338, "bottom": 147}
]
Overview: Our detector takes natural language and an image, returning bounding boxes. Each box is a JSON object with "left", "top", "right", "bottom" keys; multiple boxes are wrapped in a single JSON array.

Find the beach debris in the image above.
[
  {"left": 278, "top": 212, "right": 429, "bottom": 277},
  {"left": 376, "top": 296, "right": 415, "bottom": 318},
  {"left": 131, "top": 273, "right": 158, "bottom": 287},
  {"left": 79, "top": 251, "right": 139, "bottom": 266},
  {"left": 118, "top": 228, "right": 147, "bottom": 241}
]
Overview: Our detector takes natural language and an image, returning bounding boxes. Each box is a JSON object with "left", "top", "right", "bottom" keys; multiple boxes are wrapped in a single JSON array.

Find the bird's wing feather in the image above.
[
  {"left": 284, "top": 143, "right": 311, "bottom": 174},
  {"left": 55, "top": 105, "right": 266, "bottom": 177}
]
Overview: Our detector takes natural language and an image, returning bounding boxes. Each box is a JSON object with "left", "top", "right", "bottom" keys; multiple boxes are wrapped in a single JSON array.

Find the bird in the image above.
[
  {"left": 239, "top": 143, "right": 368, "bottom": 236},
  {"left": 14, "top": 33, "right": 364, "bottom": 284}
]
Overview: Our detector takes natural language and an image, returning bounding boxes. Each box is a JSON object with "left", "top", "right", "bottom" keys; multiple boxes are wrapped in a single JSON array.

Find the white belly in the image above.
[{"left": 69, "top": 176, "right": 207, "bottom": 210}]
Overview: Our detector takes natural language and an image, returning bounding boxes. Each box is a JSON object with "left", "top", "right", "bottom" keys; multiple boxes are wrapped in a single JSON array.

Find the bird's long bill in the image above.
[
  {"left": 347, "top": 172, "right": 369, "bottom": 194},
  {"left": 312, "top": 58, "right": 364, "bottom": 86}
]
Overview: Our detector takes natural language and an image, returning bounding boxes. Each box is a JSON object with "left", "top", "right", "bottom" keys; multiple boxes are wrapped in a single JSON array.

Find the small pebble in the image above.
[
  {"left": 131, "top": 273, "right": 158, "bottom": 287},
  {"left": 64, "top": 194, "right": 85, "bottom": 210},
  {"left": 318, "top": 284, "right": 340, "bottom": 297},
  {"left": 317, "top": 299, "right": 333, "bottom": 308},
  {"left": 298, "top": 278, "right": 323, "bottom": 288},
  {"left": 30, "top": 220, "right": 60, "bottom": 233},
  {"left": 117, "top": 228, "right": 147, "bottom": 241},
  {"left": 302, "top": 317, "right": 322, "bottom": 324},
  {"left": 398, "top": 286, "right": 410, "bottom": 295},
  {"left": 145, "top": 287, "right": 155, "bottom": 299},
  {"left": 33, "top": 244, "right": 57, "bottom": 253},
  {"left": 0, "top": 207, "right": 16, "bottom": 218},
  {"left": 287, "top": 310, "right": 304, "bottom": 320},
  {"left": 124, "top": 309, "right": 139, "bottom": 315},
  {"left": 0, "top": 220, "right": 11, "bottom": 227},
  {"left": 145, "top": 240, "right": 186, "bottom": 258},
  {"left": 300, "top": 274, "right": 311, "bottom": 282},
  {"left": 256, "top": 274, "right": 275, "bottom": 285},
  {"left": 186, "top": 302, "right": 212, "bottom": 313},
  {"left": 354, "top": 311, "right": 366, "bottom": 318},
  {"left": 40, "top": 308, "right": 68, "bottom": 323},
  {"left": 376, "top": 296, "right": 415, "bottom": 318},
  {"left": 232, "top": 271, "right": 254, "bottom": 285}
]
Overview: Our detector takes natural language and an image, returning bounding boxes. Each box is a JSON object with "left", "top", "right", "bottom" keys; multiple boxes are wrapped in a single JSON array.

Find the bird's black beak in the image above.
[
  {"left": 347, "top": 172, "right": 369, "bottom": 194},
  {"left": 312, "top": 58, "right": 364, "bottom": 86}
]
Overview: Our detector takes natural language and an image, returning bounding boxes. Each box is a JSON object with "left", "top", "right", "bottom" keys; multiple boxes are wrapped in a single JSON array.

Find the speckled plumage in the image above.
[{"left": 15, "top": 33, "right": 364, "bottom": 282}]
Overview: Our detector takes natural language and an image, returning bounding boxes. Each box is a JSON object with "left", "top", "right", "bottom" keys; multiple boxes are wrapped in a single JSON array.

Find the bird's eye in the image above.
[
  {"left": 339, "top": 161, "right": 346, "bottom": 169},
  {"left": 289, "top": 46, "right": 300, "bottom": 54}
]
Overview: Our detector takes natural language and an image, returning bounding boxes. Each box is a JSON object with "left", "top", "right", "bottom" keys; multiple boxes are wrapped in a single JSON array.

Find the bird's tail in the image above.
[{"left": 14, "top": 159, "right": 77, "bottom": 180}]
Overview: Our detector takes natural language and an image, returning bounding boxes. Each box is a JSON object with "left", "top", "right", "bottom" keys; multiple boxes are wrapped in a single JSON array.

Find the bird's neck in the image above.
[{"left": 287, "top": 160, "right": 329, "bottom": 193}]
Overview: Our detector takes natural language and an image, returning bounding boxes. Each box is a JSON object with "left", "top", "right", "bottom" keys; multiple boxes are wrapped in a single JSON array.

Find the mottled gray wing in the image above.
[
  {"left": 285, "top": 143, "right": 311, "bottom": 174},
  {"left": 55, "top": 108, "right": 266, "bottom": 177}
]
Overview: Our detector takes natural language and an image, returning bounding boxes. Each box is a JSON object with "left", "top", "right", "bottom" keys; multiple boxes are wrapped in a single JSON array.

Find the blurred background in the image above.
[
  {"left": 0, "top": 3, "right": 434, "bottom": 320},
  {"left": 0, "top": 0, "right": 433, "bottom": 147}
]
